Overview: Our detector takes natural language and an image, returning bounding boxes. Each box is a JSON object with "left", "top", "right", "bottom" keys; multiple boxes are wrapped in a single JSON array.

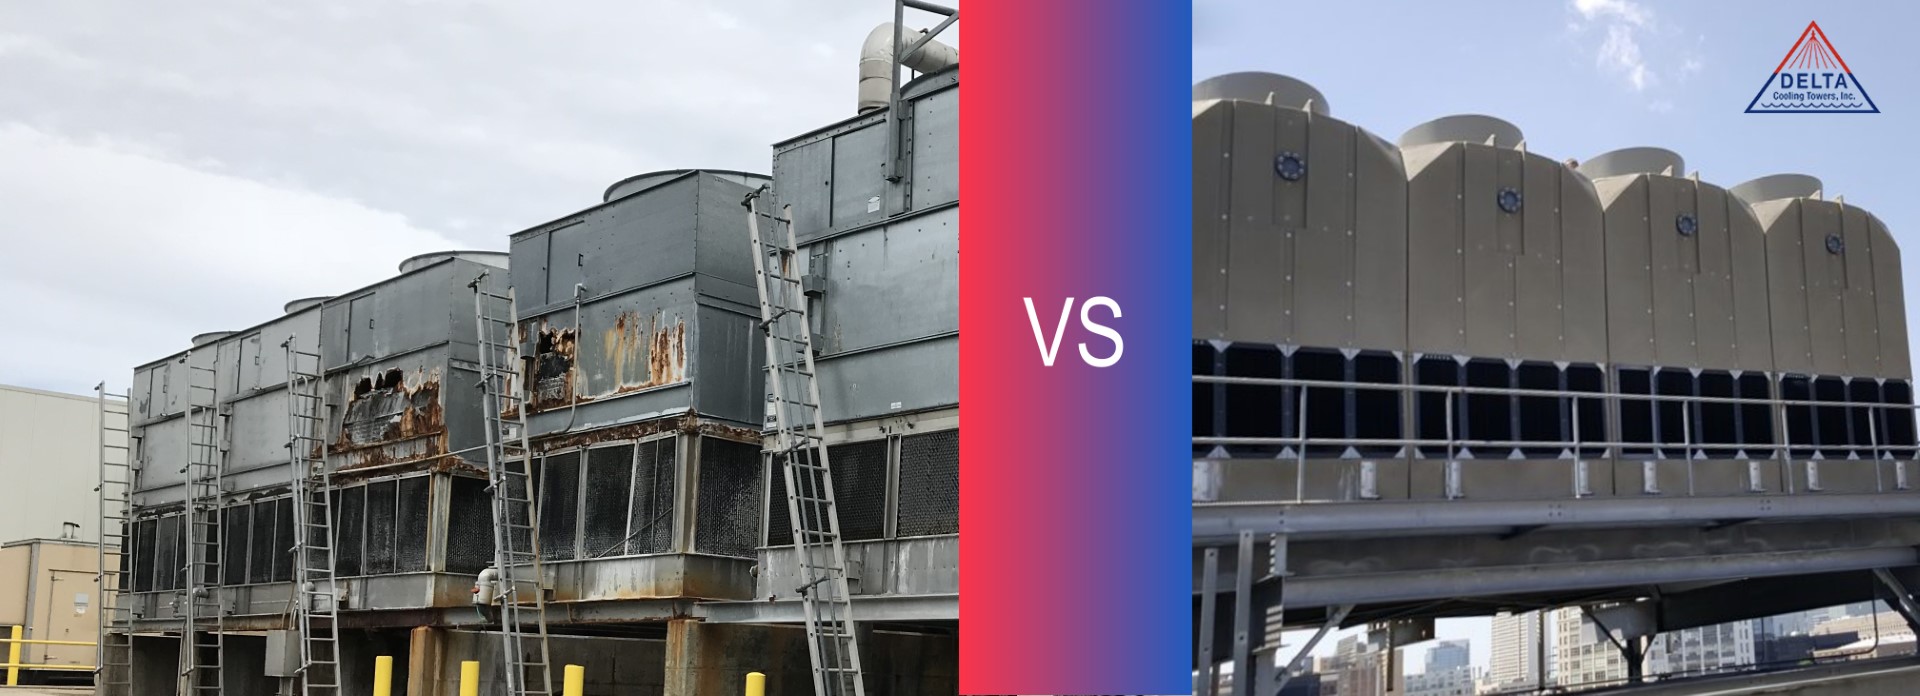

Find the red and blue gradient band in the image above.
[{"left": 961, "top": 1, "right": 1191, "bottom": 692}]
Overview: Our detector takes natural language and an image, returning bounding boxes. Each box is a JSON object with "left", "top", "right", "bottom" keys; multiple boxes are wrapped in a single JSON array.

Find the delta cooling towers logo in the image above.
[{"left": 1746, "top": 21, "right": 1878, "bottom": 113}]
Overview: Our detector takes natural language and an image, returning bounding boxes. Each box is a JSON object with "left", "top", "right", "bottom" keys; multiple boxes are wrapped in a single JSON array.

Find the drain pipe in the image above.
[{"left": 858, "top": 22, "right": 959, "bottom": 113}]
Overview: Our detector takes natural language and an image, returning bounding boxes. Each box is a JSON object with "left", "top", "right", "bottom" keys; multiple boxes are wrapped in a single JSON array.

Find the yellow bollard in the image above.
[
  {"left": 564, "top": 664, "right": 585, "bottom": 695},
  {"left": 459, "top": 660, "right": 480, "bottom": 696},
  {"left": 745, "top": 671, "right": 766, "bottom": 696},
  {"left": 373, "top": 655, "right": 394, "bottom": 696}
]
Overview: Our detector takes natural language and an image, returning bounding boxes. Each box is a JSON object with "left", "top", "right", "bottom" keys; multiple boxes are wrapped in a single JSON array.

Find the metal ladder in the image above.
[
  {"left": 96, "top": 383, "right": 134, "bottom": 696},
  {"left": 471, "top": 277, "right": 554, "bottom": 696},
  {"left": 178, "top": 352, "right": 226, "bottom": 695},
  {"left": 745, "top": 188, "right": 867, "bottom": 696},
  {"left": 284, "top": 341, "right": 341, "bottom": 696}
]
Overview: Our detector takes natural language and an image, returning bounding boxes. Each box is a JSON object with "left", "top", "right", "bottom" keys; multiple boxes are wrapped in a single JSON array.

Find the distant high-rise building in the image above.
[
  {"left": 1405, "top": 639, "right": 1476, "bottom": 696},
  {"left": 1647, "top": 620, "right": 1756, "bottom": 677},
  {"left": 1319, "top": 634, "right": 1390, "bottom": 696},
  {"left": 1553, "top": 607, "right": 1630, "bottom": 689},
  {"left": 1426, "top": 639, "right": 1470, "bottom": 672},
  {"left": 1488, "top": 612, "right": 1543, "bottom": 690}
]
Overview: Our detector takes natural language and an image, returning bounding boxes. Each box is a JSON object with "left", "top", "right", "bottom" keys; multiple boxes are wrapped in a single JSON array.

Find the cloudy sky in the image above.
[{"left": 0, "top": 0, "right": 958, "bottom": 396}]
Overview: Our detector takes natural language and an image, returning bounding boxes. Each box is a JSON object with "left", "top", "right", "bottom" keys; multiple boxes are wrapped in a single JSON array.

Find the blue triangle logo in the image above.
[{"left": 1746, "top": 21, "right": 1879, "bottom": 113}]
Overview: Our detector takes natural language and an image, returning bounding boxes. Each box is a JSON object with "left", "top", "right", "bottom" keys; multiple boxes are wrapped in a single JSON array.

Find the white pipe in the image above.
[{"left": 859, "top": 22, "right": 959, "bottom": 113}]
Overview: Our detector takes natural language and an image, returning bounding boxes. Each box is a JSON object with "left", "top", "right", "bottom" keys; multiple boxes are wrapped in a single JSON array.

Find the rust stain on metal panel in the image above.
[
  {"left": 334, "top": 367, "right": 449, "bottom": 471},
  {"left": 530, "top": 413, "right": 759, "bottom": 453},
  {"left": 603, "top": 311, "right": 687, "bottom": 395},
  {"left": 530, "top": 324, "right": 578, "bottom": 411}
]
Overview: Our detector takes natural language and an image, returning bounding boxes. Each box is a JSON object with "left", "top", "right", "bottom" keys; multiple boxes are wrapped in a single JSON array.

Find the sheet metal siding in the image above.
[
  {"left": 131, "top": 259, "right": 501, "bottom": 507},
  {"left": 769, "top": 73, "right": 960, "bottom": 423},
  {"left": 771, "top": 71, "right": 958, "bottom": 246},
  {"left": 1597, "top": 175, "right": 1774, "bottom": 372},
  {"left": 509, "top": 172, "right": 763, "bottom": 432}
]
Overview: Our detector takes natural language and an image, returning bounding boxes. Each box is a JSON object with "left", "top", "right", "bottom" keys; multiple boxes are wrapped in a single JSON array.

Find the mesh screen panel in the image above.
[
  {"left": 1414, "top": 356, "right": 1462, "bottom": 458},
  {"left": 396, "top": 477, "right": 430, "bottom": 572},
  {"left": 1783, "top": 376, "right": 1815, "bottom": 458},
  {"left": 133, "top": 519, "right": 156, "bottom": 592},
  {"left": 767, "top": 457, "right": 792, "bottom": 547},
  {"left": 246, "top": 502, "right": 274, "bottom": 584},
  {"left": 335, "top": 488, "right": 365, "bottom": 577},
  {"left": 445, "top": 476, "right": 494, "bottom": 574},
  {"left": 221, "top": 505, "right": 249, "bottom": 586},
  {"left": 366, "top": 480, "right": 398, "bottom": 575},
  {"left": 896, "top": 430, "right": 959, "bottom": 537},
  {"left": 830, "top": 440, "right": 889, "bottom": 541},
  {"left": 505, "top": 459, "right": 532, "bottom": 555},
  {"left": 538, "top": 451, "right": 581, "bottom": 561},
  {"left": 628, "top": 439, "right": 676, "bottom": 555},
  {"left": 582, "top": 445, "right": 634, "bottom": 558},
  {"left": 696, "top": 438, "right": 762, "bottom": 557},
  {"left": 155, "top": 514, "right": 181, "bottom": 591},
  {"left": 271, "top": 498, "right": 295, "bottom": 582}
]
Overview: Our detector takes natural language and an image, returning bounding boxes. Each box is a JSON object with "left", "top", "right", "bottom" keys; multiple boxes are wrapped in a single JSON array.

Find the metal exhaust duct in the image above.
[
  {"left": 1191, "top": 72, "right": 1329, "bottom": 115},
  {"left": 1730, "top": 173, "right": 1825, "bottom": 204},
  {"left": 397, "top": 250, "right": 509, "bottom": 274},
  {"left": 858, "top": 22, "right": 959, "bottom": 113},
  {"left": 283, "top": 296, "right": 330, "bottom": 314},
  {"left": 191, "top": 331, "right": 235, "bottom": 348},
  {"left": 1577, "top": 147, "right": 1686, "bottom": 179},
  {"left": 1398, "top": 114, "right": 1524, "bottom": 150}
]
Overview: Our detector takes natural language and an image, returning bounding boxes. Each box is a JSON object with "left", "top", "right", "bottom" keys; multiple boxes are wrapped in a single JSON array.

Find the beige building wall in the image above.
[
  {"left": 0, "top": 539, "right": 102, "bottom": 670},
  {"left": 0, "top": 384, "right": 127, "bottom": 543}
]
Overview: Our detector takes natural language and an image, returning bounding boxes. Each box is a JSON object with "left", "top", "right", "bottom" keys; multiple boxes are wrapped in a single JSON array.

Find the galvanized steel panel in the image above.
[
  {"left": 816, "top": 336, "right": 956, "bottom": 423},
  {"left": 810, "top": 209, "right": 958, "bottom": 355},
  {"left": 692, "top": 305, "right": 764, "bottom": 428},
  {"left": 1193, "top": 101, "right": 1230, "bottom": 339},
  {"left": 910, "top": 87, "right": 958, "bottom": 208},
  {"left": 773, "top": 138, "right": 834, "bottom": 241},
  {"left": 830, "top": 125, "right": 888, "bottom": 231}
]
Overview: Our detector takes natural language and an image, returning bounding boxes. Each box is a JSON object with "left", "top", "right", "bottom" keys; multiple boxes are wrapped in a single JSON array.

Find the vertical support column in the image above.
[
  {"left": 407, "top": 626, "right": 445, "bottom": 696},
  {"left": 1195, "top": 547, "right": 1219, "bottom": 696},
  {"left": 1231, "top": 531, "right": 1254, "bottom": 696},
  {"left": 1624, "top": 637, "right": 1644, "bottom": 685}
]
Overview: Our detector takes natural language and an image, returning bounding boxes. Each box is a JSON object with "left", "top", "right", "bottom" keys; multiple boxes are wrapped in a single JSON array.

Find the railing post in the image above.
[{"left": 4, "top": 624, "right": 17, "bottom": 686}]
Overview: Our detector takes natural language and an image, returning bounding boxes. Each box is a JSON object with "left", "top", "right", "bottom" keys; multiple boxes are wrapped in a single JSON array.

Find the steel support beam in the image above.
[
  {"left": 694, "top": 593, "right": 957, "bottom": 624},
  {"left": 1196, "top": 494, "right": 1920, "bottom": 543},
  {"left": 1280, "top": 547, "right": 1918, "bottom": 609},
  {"left": 1873, "top": 567, "right": 1920, "bottom": 636}
]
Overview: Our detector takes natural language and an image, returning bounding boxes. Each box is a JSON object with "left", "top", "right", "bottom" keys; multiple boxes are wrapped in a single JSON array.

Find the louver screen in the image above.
[
  {"left": 897, "top": 430, "right": 959, "bottom": 537},
  {"left": 696, "top": 438, "right": 762, "bottom": 558}
]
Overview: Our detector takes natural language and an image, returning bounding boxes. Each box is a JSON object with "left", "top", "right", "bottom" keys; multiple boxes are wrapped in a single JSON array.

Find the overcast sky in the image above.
[{"left": 0, "top": 0, "right": 959, "bottom": 396}]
